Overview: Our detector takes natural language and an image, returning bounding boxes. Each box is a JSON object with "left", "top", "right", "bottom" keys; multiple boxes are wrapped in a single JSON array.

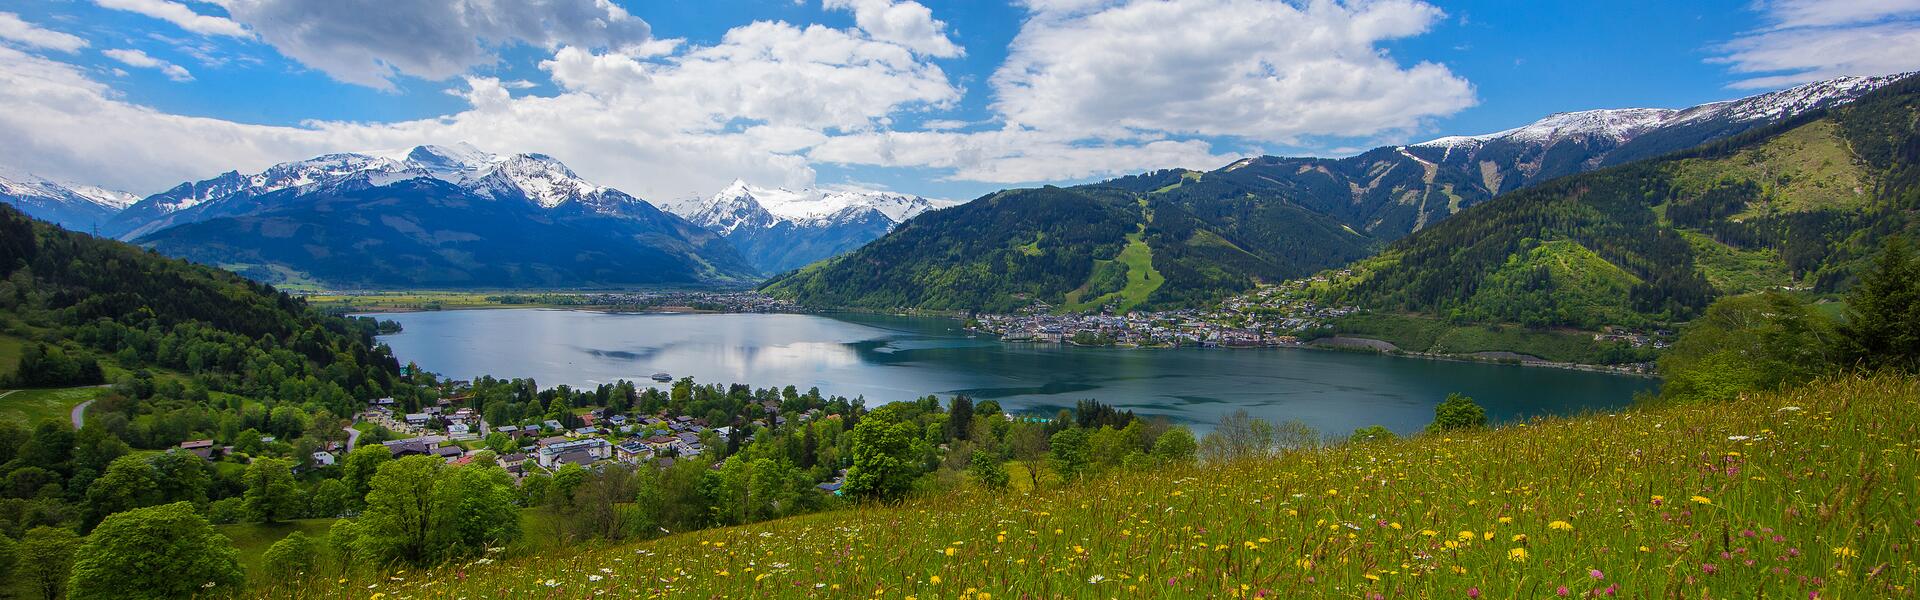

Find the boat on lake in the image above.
[{"left": 650, "top": 372, "right": 673, "bottom": 382}]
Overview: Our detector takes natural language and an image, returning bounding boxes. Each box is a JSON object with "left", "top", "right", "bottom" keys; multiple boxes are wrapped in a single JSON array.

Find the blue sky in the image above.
[{"left": 1, "top": 0, "right": 1916, "bottom": 202}]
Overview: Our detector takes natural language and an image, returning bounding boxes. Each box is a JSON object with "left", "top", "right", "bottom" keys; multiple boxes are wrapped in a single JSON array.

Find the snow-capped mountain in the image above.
[
  {"left": 97, "top": 144, "right": 757, "bottom": 288},
  {"left": 0, "top": 169, "right": 139, "bottom": 231},
  {"left": 665, "top": 180, "right": 959, "bottom": 273},
  {"left": 1202, "top": 72, "right": 1910, "bottom": 241},
  {"left": 103, "top": 143, "right": 661, "bottom": 240},
  {"left": 1415, "top": 73, "right": 1906, "bottom": 154}
]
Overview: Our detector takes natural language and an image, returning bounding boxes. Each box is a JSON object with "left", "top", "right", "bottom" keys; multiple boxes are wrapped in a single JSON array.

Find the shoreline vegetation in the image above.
[{"left": 318, "top": 289, "right": 1658, "bottom": 377}]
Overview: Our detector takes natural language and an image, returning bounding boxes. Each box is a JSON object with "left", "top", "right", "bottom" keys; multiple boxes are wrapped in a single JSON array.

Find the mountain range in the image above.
[
  {"left": 663, "top": 180, "right": 958, "bottom": 273},
  {"left": 0, "top": 73, "right": 1908, "bottom": 303},
  {"left": 766, "top": 73, "right": 1915, "bottom": 314},
  {"left": 91, "top": 144, "right": 757, "bottom": 288},
  {"left": 0, "top": 169, "right": 139, "bottom": 233}
]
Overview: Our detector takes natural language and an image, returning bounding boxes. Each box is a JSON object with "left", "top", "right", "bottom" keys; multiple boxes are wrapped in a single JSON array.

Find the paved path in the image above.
[
  {"left": 71, "top": 399, "right": 94, "bottom": 429},
  {"left": 343, "top": 426, "right": 361, "bottom": 452}
]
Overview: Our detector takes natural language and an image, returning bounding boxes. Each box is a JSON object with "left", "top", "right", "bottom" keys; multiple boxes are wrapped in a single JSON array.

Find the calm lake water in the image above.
[{"left": 373, "top": 309, "right": 1657, "bottom": 435}]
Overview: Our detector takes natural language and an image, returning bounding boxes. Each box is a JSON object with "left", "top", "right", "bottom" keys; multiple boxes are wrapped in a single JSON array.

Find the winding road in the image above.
[
  {"left": 70, "top": 399, "right": 94, "bottom": 429},
  {"left": 343, "top": 426, "right": 361, "bottom": 452}
]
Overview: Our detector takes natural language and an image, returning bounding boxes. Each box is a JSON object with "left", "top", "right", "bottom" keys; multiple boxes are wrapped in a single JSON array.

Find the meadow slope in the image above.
[{"left": 270, "top": 375, "right": 1919, "bottom": 599}]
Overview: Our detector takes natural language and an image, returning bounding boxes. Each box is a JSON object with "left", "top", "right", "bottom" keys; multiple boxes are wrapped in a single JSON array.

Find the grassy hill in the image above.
[
  {"left": 1328, "top": 75, "right": 1920, "bottom": 330},
  {"left": 763, "top": 181, "right": 1376, "bottom": 312},
  {"left": 275, "top": 375, "right": 1919, "bottom": 598}
]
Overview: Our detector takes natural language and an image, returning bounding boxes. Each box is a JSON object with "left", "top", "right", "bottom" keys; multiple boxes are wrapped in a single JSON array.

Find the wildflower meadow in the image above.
[{"left": 261, "top": 375, "right": 1919, "bottom": 598}]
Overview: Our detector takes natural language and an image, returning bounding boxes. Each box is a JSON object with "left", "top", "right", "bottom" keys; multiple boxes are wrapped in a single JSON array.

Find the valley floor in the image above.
[{"left": 262, "top": 374, "right": 1918, "bottom": 598}]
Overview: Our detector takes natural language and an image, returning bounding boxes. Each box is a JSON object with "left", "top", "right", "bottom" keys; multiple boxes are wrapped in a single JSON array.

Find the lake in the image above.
[{"left": 373, "top": 309, "right": 1657, "bottom": 435}]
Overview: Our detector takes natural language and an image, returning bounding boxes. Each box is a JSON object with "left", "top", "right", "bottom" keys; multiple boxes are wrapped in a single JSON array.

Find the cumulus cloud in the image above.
[
  {"left": 1717, "top": 0, "right": 1920, "bottom": 88},
  {"left": 0, "top": 14, "right": 962, "bottom": 200},
  {"left": 811, "top": 128, "right": 1236, "bottom": 183},
  {"left": 823, "top": 0, "right": 964, "bottom": 57},
  {"left": 94, "top": 0, "right": 250, "bottom": 37},
  {"left": 3, "top": 0, "right": 1481, "bottom": 198},
  {"left": 990, "top": 0, "right": 1475, "bottom": 142},
  {"left": 0, "top": 12, "right": 89, "bottom": 53},
  {"left": 102, "top": 48, "right": 194, "bottom": 81},
  {"left": 220, "top": 0, "right": 652, "bottom": 90}
]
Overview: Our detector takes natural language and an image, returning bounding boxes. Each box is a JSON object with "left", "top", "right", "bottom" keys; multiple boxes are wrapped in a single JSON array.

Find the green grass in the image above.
[
  {"left": 1063, "top": 231, "right": 1165, "bottom": 313},
  {"left": 0, "top": 386, "right": 104, "bottom": 427},
  {"left": 276, "top": 374, "right": 1920, "bottom": 598},
  {"left": 0, "top": 334, "right": 21, "bottom": 380},
  {"left": 1680, "top": 230, "right": 1795, "bottom": 295},
  {"left": 220, "top": 518, "right": 341, "bottom": 577},
  {"left": 1668, "top": 120, "right": 1869, "bottom": 218}
]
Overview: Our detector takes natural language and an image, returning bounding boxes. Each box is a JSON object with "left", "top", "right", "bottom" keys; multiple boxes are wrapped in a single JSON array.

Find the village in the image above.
[
  {"left": 172, "top": 382, "right": 854, "bottom": 495},
  {"left": 971, "top": 276, "right": 1362, "bottom": 348}
]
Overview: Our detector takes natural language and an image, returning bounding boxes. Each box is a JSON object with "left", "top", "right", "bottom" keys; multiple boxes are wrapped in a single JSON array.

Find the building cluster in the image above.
[
  {"left": 348, "top": 394, "right": 836, "bottom": 482},
  {"left": 973, "top": 279, "right": 1360, "bottom": 348}
]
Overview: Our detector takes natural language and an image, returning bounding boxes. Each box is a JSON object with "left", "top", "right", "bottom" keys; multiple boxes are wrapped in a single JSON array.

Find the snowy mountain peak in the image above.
[
  {"left": 670, "top": 181, "right": 956, "bottom": 233},
  {"left": 1414, "top": 72, "right": 1910, "bottom": 150},
  {"left": 0, "top": 170, "right": 138, "bottom": 210}
]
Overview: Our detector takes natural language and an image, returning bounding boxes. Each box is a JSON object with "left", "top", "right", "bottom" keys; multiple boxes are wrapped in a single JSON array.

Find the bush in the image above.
[{"left": 1426, "top": 393, "right": 1487, "bottom": 433}]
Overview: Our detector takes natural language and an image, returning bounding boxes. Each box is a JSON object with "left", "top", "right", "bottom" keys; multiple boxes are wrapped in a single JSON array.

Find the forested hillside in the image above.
[
  {"left": 1325, "top": 74, "right": 1920, "bottom": 329},
  {"left": 763, "top": 181, "right": 1374, "bottom": 312}
]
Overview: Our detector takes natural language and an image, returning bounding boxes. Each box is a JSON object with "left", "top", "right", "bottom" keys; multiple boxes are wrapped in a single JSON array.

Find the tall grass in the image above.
[{"left": 262, "top": 375, "right": 1919, "bottom": 598}]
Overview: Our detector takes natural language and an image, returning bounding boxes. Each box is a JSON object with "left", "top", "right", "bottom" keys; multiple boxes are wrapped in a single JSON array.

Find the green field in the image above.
[
  {"left": 0, "top": 386, "right": 104, "bottom": 427},
  {"left": 1063, "top": 230, "right": 1165, "bottom": 313},
  {"left": 0, "top": 334, "right": 21, "bottom": 380},
  {"left": 280, "top": 374, "right": 1920, "bottom": 598},
  {"left": 220, "top": 508, "right": 567, "bottom": 584}
]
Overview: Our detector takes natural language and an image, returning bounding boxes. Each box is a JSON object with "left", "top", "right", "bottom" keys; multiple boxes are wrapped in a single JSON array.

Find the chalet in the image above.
[
  {"left": 579, "top": 413, "right": 599, "bottom": 427},
  {"left": 404, "top": 413, "right": 431, "bottom": 426},
  {"left": 537, "top": 438, "right": 611, "bottom": 468},
  {"left": 369, "top": 397, "right": 396, "bottom": 407},
  {"left": 642, "top": 435, "right": 677, "bottom": 452},
  {"left": 494, "top": 425, "right": 519, "bottom": 436},
  {"left": 607, "top": 415, "right": 628, "bottom": 426},
  {"left": 542, "top": 419, "right": 564, "bottom": 431},
  {"left": 499, "top": 453, "right": 528, "bottom": 468},
  {"left": 534, "top": 436, "right": 570, "bottom": 449},
  {"left": 448, "top": 423, "right": 471, "bottom": 436},
  {"left": 311, "top": 451, "right": 337, "bottom": 467},
  {"left": 432, "top": 446, "right": 463, "bottom": 461},
  {"left": 384, "top": 439, "right": 434, "bottom": 457},
  {"left": 553, "top": 450, "right": 598, "bottom": 467},
  {"left": 571, "top": 427, "right": 599, "bottom": 437},
  {"left": 178, "top": 439, "right": 215, "bottom": 460}
]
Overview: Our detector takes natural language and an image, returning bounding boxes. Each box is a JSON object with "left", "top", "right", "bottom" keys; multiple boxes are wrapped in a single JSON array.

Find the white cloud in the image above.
[
  {"left": 1717, "top": 0, "right": 1920, "bottom": 88},
  {"left": 102, "top": 48, "right": 194, "bottom": 81},
  {"left": 823, "top": 0, "right": 964, "bottom": 57},
  {"left": 989, "top": 0, "right": 1475, "bottom": 142},
  {"left": 811, "top": 128, "right": 1236, "bottom": 183},
  {"left": 0, "top": 12, "right": 89, "bottom": 53},
  {"left": 219, "top": 0, "right": 652, "bottom": 90},
  {"left": 94, "top": 0, "right": 250, "bottom": 38},
  {"left": 0, "top": 13, "right": 963, "bottom": 200}
]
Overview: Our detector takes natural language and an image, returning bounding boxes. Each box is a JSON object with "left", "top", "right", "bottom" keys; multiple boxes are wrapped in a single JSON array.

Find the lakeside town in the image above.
[{"left": 969, "top": 275, "right": 1360, "bottom": 348}]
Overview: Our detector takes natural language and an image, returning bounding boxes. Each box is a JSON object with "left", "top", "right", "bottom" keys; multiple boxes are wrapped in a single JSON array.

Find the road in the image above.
[
  {"left": 71, "top": 399, "right": 94, "bottom": 429},
  {"left": 344, "top": 426, "right": 361, "bottom": 452}
]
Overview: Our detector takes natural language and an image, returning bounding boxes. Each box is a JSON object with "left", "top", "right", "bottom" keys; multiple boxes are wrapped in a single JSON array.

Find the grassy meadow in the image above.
[
  {"left": 0, "top": 386, "right": 102, "bottom": 427},
  {"left": 258, "top": 374, "right": 1918, "bottom": 599}
]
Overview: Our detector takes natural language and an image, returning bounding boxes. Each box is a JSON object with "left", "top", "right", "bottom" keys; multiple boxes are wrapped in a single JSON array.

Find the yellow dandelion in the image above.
[
  {"left": 1690, "top": 495, "right": 1712, "bottom": 505},
  {"left": 1549, "top": 521, "right": 1573, "bottom": 531},
  {"left": 930, "top": 575, "right": 942, "bottom": 585},
  {"left": 1511, "top": 534, "right": 1527, "bottom": 543},
  {"left": 1508, "top": 547, "right": 1528, "bottom": 562},
  {"left": 1833, "top": 547, "right": 1858, "bottom": 559}
]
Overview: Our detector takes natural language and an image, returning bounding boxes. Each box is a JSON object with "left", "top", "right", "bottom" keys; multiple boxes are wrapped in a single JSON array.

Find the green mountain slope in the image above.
[
  {"left": 1328, "top": 75, "right": 1920, "bottom": 329},
  {"left": 0, "top": 199, "right": 400, "bottom": 410},
  {"left": 762, "top": 182, "right": 1375, "bottom": 312},
  {"left": 295, "top": 374, "right": 1920, "bottom": 599}
]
